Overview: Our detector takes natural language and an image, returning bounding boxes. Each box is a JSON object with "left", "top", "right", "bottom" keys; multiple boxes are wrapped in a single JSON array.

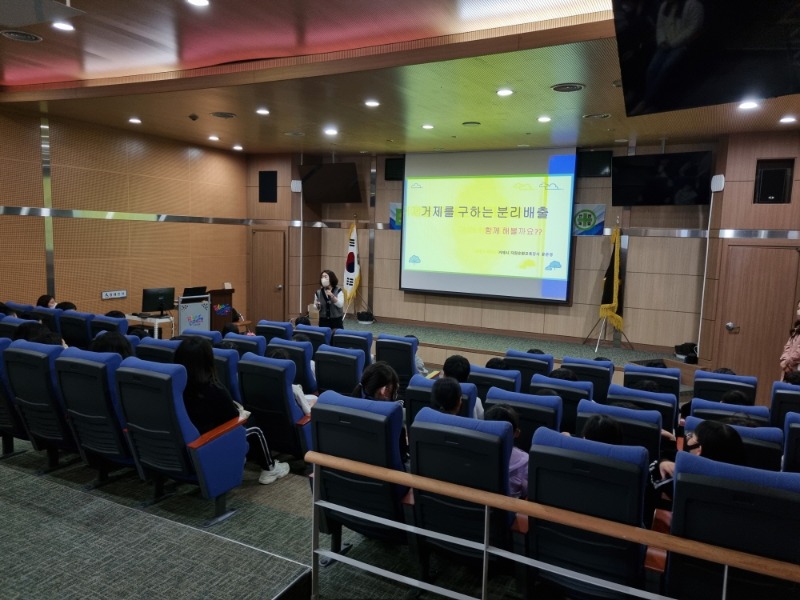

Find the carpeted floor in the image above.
[{"left": 0, "top": 442, "right": 530, "bottom": 600}]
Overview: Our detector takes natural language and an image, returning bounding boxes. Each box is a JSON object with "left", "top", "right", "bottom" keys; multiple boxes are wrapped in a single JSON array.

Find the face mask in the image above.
[{"left": 321, "top": 277, "right": 330, "bottom": 287}]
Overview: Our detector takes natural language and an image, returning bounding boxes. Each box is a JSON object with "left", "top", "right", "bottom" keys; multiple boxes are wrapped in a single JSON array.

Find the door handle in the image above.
[
  {"left": 275, "top": 284, "right": 283, "bottom": 290},
  {"left": 725, "top": 322, "right": 740, "bottom": 334}
]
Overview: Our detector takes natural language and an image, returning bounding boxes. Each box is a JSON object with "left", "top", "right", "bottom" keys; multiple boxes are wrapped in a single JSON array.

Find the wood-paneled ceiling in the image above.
[{"left": 0, "top": 0, "right": 797, "bottom": 155}]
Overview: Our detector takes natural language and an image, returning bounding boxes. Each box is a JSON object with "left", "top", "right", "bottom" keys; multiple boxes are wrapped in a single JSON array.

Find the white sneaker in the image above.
[{"left": 258, "top": 461, "right": 290, "bottom": 485}]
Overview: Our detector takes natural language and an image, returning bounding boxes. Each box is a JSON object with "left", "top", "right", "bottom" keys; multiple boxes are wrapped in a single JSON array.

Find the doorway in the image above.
[
  {"left": 715, "top": 244, "right": 800, "bottom": 405},
  {"left": 251, "top": 229, "right": 286, "bottom": 322}
]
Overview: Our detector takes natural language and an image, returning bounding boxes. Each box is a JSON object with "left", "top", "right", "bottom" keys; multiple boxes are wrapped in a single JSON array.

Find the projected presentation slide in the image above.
[{"left": 400, "top": 149, "right": 577, "bottom": 302}]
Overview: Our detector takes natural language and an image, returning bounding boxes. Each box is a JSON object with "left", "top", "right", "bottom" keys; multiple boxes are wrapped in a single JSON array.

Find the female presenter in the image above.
[
  {"left": 780, "top": 301, "right": 800, "bottom": 377},
  {"left": 314, "top": 269, "right": 345, "bottom": 330}
]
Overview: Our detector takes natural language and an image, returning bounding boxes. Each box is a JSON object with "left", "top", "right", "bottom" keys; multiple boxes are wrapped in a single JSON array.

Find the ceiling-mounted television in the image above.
[
  {"left": 612, "top": 0, "right": 800, "bottom": 116},
  {"left": 299, "top": 162, "right": 363, "bottom": 204},
  {"left": 612, "top": 151, "right": 712, "bottom": 206}
]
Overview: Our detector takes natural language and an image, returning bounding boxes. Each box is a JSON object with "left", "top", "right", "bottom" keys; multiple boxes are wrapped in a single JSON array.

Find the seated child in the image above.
[
  {"left": 484, "top": 404, "right": 528, "bottom": 499},
  {"left": 431, "top": 377, "right": 462, "bottom": 415},
  {"left": 266, "top": 347, "right": 318, "bottom": 416}
]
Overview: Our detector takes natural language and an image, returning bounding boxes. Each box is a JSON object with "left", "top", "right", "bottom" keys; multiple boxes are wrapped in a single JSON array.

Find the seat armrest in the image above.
[
  {"left": 426, "top": 370, "right": 440, "bottom": 379},
  {"left": 187, "top": 416, "right": 246, "bottom": 449},
  {"left": 512, "top": 512, "right": 528, "bottom": 534},
  {"left": 296, "top": 414, "right": 311, "bottom": 426}
]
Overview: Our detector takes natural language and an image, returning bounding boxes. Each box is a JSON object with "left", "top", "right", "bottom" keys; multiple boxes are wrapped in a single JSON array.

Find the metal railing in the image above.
[{"left": 306, "top": 450, "right": 800, "bottom": 600}]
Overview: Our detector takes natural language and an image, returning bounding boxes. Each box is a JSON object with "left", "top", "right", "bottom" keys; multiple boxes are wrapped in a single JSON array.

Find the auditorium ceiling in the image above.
[{"left": 0, "top": 0, "right": 797, "bottom": 155}]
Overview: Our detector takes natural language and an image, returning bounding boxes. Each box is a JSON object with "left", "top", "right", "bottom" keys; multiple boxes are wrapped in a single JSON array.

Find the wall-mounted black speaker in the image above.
[
  {"left": 384, "top": 157, "right": 405, "bottom": 181},
  {"left": 754, "top": 159, "right": 794, "bottom": 204},
  {"left": 258, "top": 170, "right": 278, "bottom": 203}
]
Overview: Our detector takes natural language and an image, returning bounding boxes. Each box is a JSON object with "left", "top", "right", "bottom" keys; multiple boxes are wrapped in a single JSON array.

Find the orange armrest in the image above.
[
  {"left": 296, "top": 414, "right": 311, "bottom": 426},
  {"left": 651, "top": 508, "right": 672, "bottom": 534},
  {"left": 512, "top": 512, "right": 528, "bottom": 534},
  {"left": 187, "top": 416, "right": 246, "bottom": 449},
  {"left": 402, "top": 489, "right": 415, "bottom": 505},
  {"left": 426, "top": 370, "right": 440, "bottom": 379}
]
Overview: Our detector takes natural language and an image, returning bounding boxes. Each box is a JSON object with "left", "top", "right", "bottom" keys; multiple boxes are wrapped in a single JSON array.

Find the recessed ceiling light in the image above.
[
  {"left": 187, "top": 0, "right": 210, "bottom": 6},
  {"left": 233, "top": 145, "right": 243, "bottom": 151},
  {"left": 208, "top": 135, "right": 219, "bottom": 141},
  {"left": 1, "top": 30, "right": 42, "bottom": 43},
  {"left": 779, "top": 116, "right": 797, "bottom": 124},
  {"left": 422, "top": 124, "right": 434, "bottom": 129},
  {"left": 517, "top": 144, "right": 530, "bottom": 148},
  {"left": 497, "top": 88, "right": 514, "bottom": 97},
  {"left": 462, "top": 121, "right": 481, "bottom": 127},
  {"left": 283, "top": 131, "right": 305, "bottom": 137},
  {"left": 615, "top": 138, "right": 629, "bottom": 143},
  {"left": 364, "top": 99, "right": 380, "bottom": 107},
  {"left": 551, "top": 83, "right": 585, "bottom": 93},
  {"left": 582, "top": 113, "right": 611, "bottom": 120},
  {"left": 210, "top": 111, "right": 236, "bottom": 119},
  {"left": 52, "top": 21, "right": 74, "bottom": 32},
  {"left": 537, "top": 116, "right": 551, "bottom": 123},
  {"left": 128, "top": 117, "right": 142, "bottom": 124},
  {"left": 433, "top": 148, "right": 445, "bottom": 151},
  {"left": 256, "top": 108, "right": 270, "bottom": 116},
  {"left": 324, "top": 127, "right": 338, "bottom": 136},
  {"left": 738, "top": 100, "right": 759, "bottom": 110}
]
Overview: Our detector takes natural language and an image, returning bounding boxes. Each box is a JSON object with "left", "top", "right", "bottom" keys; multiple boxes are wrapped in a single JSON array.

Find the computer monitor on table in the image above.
[{"left": 141, "top": 287, "right": 175, "bottom": 318}]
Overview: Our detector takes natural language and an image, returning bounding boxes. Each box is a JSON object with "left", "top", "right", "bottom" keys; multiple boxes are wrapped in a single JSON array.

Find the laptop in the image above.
[{"left": 181, "top": 286, "right": 207, "bottom": 303}]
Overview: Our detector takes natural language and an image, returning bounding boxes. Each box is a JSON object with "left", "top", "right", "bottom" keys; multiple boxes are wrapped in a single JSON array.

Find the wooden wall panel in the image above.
[
  {"left": 52, "top": 166, "right": 129, "bottom": 212},
  {"left": 0, "top": 157, "right": 43, "bottom": 206},
  {"left": 246, "top": 185, "right": 293, "bottom": 220},
  {"left": 0, "top": 216, "right": 45, "bottom": 261},
  {"left": 543, "top": 304, "right": 597, "bottom": 339},
  {"left": 0, "top": 111, "right": 41, "bottom": 164},
  {"left": 53, "top": 219, "right": 131, "bottom": 260},
  {"left": 50, "top": 120, "right": 129, "bottom": 173},
  {"left": 479, "top": 299, "right": 545, "bottom": 334},
  {"left": 129, "top": 175, "right": 193, "bottom": 215},
  {"left": 54, "top": 258, "right": 132, "bottom": 315},
  {"left": 624, "top": 307, "right": 700, "bottom": 348},
  {"left": 190, "top": 223, "right": 246, "bottom": 258},
  {"left": 126, "top": 135, "right": 194, "bottom": 180},
  {"left": 129, "top": 222, "right": 189, "bottom": 262},
  {"left": 192, "top": 181, "right": 247, "bottom": 218},
  {"left": 0, "top": 259, "right": 46, "bottom": 305}
]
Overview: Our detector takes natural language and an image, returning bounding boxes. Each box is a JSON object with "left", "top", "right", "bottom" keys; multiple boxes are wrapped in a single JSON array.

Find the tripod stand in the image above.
[{"left": 582, "top": 316, "right": 634, "bottom": 353}]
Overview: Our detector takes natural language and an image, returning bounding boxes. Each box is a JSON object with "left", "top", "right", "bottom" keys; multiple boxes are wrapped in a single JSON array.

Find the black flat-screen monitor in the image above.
[
  {"left": 612, "top": 151, "right": 712, "bottom": 206},
  {"left": 577, "top": 150, "right": 612, "bottom": 178},
  {"left": 141, "top": 287, "right": 175, "bottom": 317},
  {"left": 299, "top": 162, "right": 362, "bottom": 204},
  {"left": 612, "top": 0, "right": 800, "bottom": 116}
]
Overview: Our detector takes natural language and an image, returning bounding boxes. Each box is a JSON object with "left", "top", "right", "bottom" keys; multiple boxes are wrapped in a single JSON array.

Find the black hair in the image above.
[
  {"left": 628, "top": 378, "right": 661, "bottom": 393},
  {"left": 295, "top": 315, "right": 311, "bottom": 326},
  {"left": 36, "top": 294, "right": 54, "bottom": 308},
  {"left": 353, "top": 361, "right": 398, "bottom": 400},
  {"left": 405, "top": 334, "right": 419, "bottom": 341},
  {"left": 527, "top": 348, "right": 544, "bottom": 354},
  {"left": 548, "top": 367, "right": 579, "bottom": 382},
  {"left": 720, "top": 415, "right": 760, "bottom": 428},
  {"left": 783, "top": 371, "right": 800, "bottom": 386},
  {"left": 581, "top": 414, "right": 624, "bottom": 445},
  {"left": 127, "top": 326, "right": 150, "bottom": 340},
  {"left": 321, "top": 270, "right": 339, "bottom": 288},
  {"left": 443, "top": 355, "right": 470, "bottom": 383},
  {"left": 13, "top": 321, "right": 49, "bottom": 341},
  {"left": 292, "top": 332, "right": 311, "bottom": 343},
  {"left": 55, "top": 301, "right": 76, "bottom": 311},
  {"left": 175, "top": 337, "right": 219, "bottom": 388},
  {"left": 693, "top": 420, "right": 745, "bottom": 465},
  {"left": 534, "top": 387, "right": 560, "bottom": 396},
  {"left": 485, "top": 357, "right": 508, "bottom": 370},
  {"left": 720, "top": 389, "right": 749, "bottom": 406},
  {"left": 31, "top": 331, "right": 64, "bottom": 346},
  {"left": 266, "top": 347, "right": 291, "bottom": 360},
  {"left": 431, "top": 377, "right": 462, "bottom": 414},
  {"left": 213, "top": 340, "right": 239, "bottom": 351},
  {"left": 104, "top": 310, "right": 126, "bottom": 319},
  {"left": 221, "top": 323, "right": 239, "bottom": 336},
  {"left": 89, "top": 331, "right": 133, "bottom": 358},
  {"left": 484, "top": 403, "right": 520, "bottom": 431},
  {"left": 712, "top": 367, "right": 736, "bottom": 375},
  {"left": 594, "top": 356, "right": 612, "bottom": 362}
]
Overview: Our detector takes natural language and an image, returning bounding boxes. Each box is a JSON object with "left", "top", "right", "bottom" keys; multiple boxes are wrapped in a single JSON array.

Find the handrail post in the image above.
[
  {"left": 482, "top": 505, "right": 490, "bottom": 600},
  {"left": 721, "top": 564, "right": 729, "bottom": 600},
  {"left": 311, "top": 462, "right": 321, "bottom": 599}
]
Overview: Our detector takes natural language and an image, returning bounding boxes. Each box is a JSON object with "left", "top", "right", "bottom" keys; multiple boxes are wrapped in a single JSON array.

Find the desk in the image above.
[{"left": 126, "top": 314, "right": 174, "bottom": 339}]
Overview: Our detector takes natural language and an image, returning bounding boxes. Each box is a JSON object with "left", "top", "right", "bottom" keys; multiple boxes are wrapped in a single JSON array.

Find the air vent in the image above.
[
  {"left": 210, "top": 111, "right": 237, "bottom": 119},
  {"left": 462, "top": 121, "right": 481, "bottom": 127},
  {"left": 1, "top": 30, "right": 42, "bottom": 42},
  {"left": 582, "top": 113, "right": 611, "bottom": 120},
  {"left": 551, "top": 83, "right": 585, "bottom": 93},
  {"left": 283, "top": 131, "right": 305, "bottom": 137}
]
